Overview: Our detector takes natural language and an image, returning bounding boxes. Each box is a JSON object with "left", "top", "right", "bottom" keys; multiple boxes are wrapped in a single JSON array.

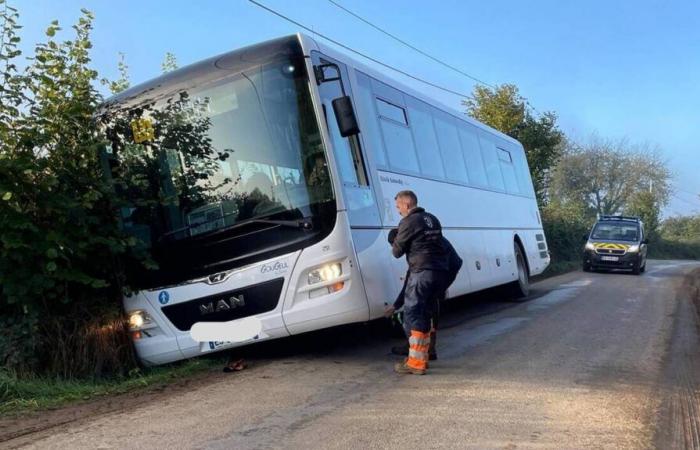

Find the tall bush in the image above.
[
  {"left": 541, "top": 201, "right": 592, "bottom": 264},
  {"left": 0, "top": 4, "right": 137, "bottom": 377}
]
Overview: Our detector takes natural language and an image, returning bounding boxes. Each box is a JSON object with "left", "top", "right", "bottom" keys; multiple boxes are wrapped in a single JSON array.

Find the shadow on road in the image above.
[{"left": 220, "top": 285, "right": 540, "bottom": 364}]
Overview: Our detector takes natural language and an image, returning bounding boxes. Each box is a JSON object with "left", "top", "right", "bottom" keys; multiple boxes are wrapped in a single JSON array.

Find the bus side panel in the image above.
[
  {"left": 281, "top": 212, "right": 371, "bottom": 335},
  {"left": 351, "top": 228, "right": 403, "bottom": 319},
  {"left": 440, "top": 229, "right": 473, "bottom": 297},
  {"left": 518, "top": 230, "right": 549, "bottom": 276},
  {"left": 482, "top": 229, "right": 519, "bottom": 286}
]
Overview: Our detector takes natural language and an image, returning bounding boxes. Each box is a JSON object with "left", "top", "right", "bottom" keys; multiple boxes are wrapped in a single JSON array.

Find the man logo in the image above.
[
  {"left": 199, "top": 295, "right": 245, "bottom": 315},
  {"left": 208, "top": 272, "right": 227, "bottom": 284}
]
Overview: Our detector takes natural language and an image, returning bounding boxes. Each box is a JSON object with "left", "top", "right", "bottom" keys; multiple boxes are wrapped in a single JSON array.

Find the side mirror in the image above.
[
  {"left": 332, "top": 96, "right": 360, "bottom": 137},
  {"left": 582, "top": 234, "right": 589, "bottom": 242}
]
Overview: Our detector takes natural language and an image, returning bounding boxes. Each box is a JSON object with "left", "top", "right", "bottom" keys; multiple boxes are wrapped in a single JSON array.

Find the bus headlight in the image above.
[
  {"left": 627, "top": 245, "right": 639, "bottom": 253},
  {"left": 308, "top": 262, "right": 342, "bottom": 285},
  {"left": 128, "top": 310, "right": 151, "bottom": 330},
  {"left": 585, "top": 242, "right": 595, "bottom": 251}
]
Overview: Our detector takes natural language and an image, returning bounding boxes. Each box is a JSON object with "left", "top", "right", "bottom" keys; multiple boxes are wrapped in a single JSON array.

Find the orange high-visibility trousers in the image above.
[{"left": 407, "top": 330, "right": 430, "bottom": 371}]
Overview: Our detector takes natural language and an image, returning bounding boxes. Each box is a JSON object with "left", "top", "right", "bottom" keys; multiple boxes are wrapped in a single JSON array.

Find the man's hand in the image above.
[
  {"left": 384, "top": 305, "right": 395, "bottom": 318},
  {"left": 388, "top": 228, "right": 398, "bottom": 244}
]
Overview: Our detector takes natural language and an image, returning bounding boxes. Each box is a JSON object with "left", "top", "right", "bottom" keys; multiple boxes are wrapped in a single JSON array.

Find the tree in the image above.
[
  {"left": 161, "top": 51, "right": 178, "bottom": 73},
  {"left": 550, "top": 135, "right": 671, "bottom": 216},
  {"left": 0, "top": 5, "right": 138, "bottom": 376},
  {"left": 626, "top": 190, "right": 661, "bottom": 239},
  {"left": 464, "top": 84, "right": 524, "bottom": 136},
  {"left": 464, "top": 84, "right": 564, "bottom": 204},
  {"left": 660, "top": 215, "right": 700, "bottom": 242},
  {"left": 102, "top": 52, "right": 129, "bottom": 94}
]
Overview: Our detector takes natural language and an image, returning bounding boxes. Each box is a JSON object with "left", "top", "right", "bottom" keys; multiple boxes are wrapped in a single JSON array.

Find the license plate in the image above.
[
  {"left": 601, "top": 256, "right": 619, "bottom": 261},
  {"left": 206, "top": 341, "right": 233, "bottom": 351}
]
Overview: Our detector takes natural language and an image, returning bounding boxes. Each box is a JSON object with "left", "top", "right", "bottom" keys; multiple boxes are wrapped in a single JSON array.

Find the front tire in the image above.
[
  {"left": 632, "top": 260, "right": 641, "bottom": 275},
  {"left": 509, "top": 243, "right": 530, "bottom": 300}
]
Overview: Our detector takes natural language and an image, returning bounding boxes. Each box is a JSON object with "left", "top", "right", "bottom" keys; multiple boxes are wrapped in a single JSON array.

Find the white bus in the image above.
[{"left": 99, "top": 34, "right": 550, "bottom": 366}]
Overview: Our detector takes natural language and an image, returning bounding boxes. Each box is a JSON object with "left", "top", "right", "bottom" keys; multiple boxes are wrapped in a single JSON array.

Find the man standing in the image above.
[
  {"left": 387, "top": 190, "right": 448, "bottom": 375},
  {"left": 386, "top": 236, "right": 462, "bottom": 361}
]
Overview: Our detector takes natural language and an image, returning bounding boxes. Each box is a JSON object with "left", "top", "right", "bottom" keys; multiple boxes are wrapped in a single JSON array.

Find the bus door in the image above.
[{"left": 311, "top": 52, "right": 395, "bottom": 318}]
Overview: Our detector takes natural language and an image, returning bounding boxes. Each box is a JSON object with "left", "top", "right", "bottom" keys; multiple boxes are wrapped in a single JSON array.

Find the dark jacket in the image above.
[
  {"left": 391, "top": 207, "right": 449, "bottom": 273},
  {"left": 393, "top": 236, "right": 463, "bottom": 310}
]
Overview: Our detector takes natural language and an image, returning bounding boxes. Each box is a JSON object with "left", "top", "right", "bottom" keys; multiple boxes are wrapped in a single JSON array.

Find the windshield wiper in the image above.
[
  {"left": 247, "top": 217, "right": 314, "bottom": 231},
  {"left": 158, "top": 212, "right": 313, "bottom": 243},
  {"left": 189, "top": 215, "right": 314, "bottom": 241}
]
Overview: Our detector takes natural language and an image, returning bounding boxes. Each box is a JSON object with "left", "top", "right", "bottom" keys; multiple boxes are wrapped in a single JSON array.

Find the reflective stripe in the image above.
[
  {"left": 409, "top": 350, "right": 427, "bottom": 362},
  {"left": 407, "top": 329, "right": 430, "bottom": 370},
  {"left": 409, "top": 336, "right": 430, "bottom": 346},
  {"left": 407, "top": 356, "right": 427, "bottom": 370}
]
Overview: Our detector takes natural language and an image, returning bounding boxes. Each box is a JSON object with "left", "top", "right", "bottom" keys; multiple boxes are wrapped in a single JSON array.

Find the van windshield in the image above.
[{"left": 591, "top": 223, "right": 639, "bottom": 242}]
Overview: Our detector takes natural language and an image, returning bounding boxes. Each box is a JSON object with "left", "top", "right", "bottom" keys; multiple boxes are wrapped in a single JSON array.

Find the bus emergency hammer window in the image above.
[{"left": 314, "top": 63, "right": 360, "bottom": 137}]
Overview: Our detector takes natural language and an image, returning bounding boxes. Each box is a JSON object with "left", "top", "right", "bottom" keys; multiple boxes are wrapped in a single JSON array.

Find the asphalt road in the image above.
[{"left": 6, "top": 260, "right": 700, "bottom": 450}]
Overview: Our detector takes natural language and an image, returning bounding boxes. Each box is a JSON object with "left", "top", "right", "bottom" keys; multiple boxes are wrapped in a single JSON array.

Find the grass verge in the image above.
[{"left": 0, "top": 356, "right": 226, "bottom": 416}]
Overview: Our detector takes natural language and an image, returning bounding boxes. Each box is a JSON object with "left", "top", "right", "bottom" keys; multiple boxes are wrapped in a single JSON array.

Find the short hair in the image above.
[{"left": 394, "top": 190, "right": 417, "bottom": 207}]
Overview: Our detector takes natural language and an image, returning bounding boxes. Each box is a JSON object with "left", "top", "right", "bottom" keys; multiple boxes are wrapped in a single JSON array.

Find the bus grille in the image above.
[{"left": 161, "top": 278, "right": 284, "bottom": 331}]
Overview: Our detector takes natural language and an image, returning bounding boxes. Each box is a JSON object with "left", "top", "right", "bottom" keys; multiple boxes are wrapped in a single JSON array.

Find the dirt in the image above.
[
  {"left": 0, "top": 365, "right": 230, "bottom": 446},
  {"left": 653, "top": 267, "right": 700, "bottom": 449}
]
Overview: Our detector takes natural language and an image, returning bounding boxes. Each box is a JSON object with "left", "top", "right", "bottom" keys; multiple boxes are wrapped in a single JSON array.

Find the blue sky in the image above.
[{"left": 17, "top": 0, "right": 700, "bottom": 216}]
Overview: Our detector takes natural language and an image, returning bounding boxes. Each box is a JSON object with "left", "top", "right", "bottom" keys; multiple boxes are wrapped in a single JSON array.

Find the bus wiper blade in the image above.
[
  {"left": 245, "top": 217, "right": 314, "bottom": 231},
  {"left": 160, "top": 210, "right": 241, "bottom": 240},
  {"left": 187, "top": 215, "right": 314, "bottom": 240}
]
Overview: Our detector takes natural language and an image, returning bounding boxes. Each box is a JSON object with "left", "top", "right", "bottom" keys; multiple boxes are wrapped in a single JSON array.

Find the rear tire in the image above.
[{"left": 509, "top": 243, "right": 530, "bottom": 300}]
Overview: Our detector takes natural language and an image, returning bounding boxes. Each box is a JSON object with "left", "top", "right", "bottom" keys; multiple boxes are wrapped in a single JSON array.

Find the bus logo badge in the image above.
[
  {"left": 158, "top": 291, "right": 170, "bottom": 305},
  {"left": 199, "top": 295, "right": 245, "bottom": 316},
  {"left": 208, "top": 272, "right": 227, "bottom": 284}
]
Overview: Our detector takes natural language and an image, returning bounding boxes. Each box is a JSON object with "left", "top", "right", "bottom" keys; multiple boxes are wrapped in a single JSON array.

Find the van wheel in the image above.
[
  {"left": 632, "top": 261, "right": 641, "bottom": 275},
  {"left": 509, "top": 243, "right": 530, "bottom": 300}
]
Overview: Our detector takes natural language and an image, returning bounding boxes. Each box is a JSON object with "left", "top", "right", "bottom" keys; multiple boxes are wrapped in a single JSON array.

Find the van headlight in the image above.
[
  {"left": 627, "top": 245, "right": 639, "bottom": 253},
  {"left": 585, "top": 242, "right": 595, "bottom": 251},
  {"left": 308, "top": 262, "right": 342, "bottom": 285}
]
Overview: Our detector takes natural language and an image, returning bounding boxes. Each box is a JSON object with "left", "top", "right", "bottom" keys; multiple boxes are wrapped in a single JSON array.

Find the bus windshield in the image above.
[
  {"left": 100, "top": 49, "right": 335, "bottom": 287},
  {"left": 591, "top": 222, "right": 639, "bottom": 242}
]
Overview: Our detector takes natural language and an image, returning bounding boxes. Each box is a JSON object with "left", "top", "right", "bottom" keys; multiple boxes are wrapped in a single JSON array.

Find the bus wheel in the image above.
[{"left": 509, "top": 243, "right": 530, "bottom": 300}]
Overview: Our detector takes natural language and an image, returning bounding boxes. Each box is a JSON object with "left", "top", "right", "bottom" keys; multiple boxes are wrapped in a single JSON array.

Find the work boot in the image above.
[{"left": 394, "top": 361, "right": 426, "bottom": 375}]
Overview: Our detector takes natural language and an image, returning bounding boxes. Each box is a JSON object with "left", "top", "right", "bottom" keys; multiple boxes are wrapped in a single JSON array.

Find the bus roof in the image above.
[
  {"left": 100, "top": 33, "right": 521, "bottom": 148},
  {"left": 298, "top": 33, "right": 522, "bottom": 148}
]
